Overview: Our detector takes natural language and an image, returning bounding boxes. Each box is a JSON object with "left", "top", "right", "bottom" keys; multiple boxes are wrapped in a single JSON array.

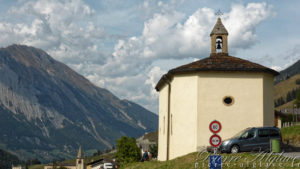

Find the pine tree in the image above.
[{"left": 294, "top": 89, "right": 300, "bottom": 108}]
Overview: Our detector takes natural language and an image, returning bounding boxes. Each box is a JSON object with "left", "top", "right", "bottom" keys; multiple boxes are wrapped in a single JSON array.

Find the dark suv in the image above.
[{"left": 219, "top": 127, "right": 282, "bottom": 153}]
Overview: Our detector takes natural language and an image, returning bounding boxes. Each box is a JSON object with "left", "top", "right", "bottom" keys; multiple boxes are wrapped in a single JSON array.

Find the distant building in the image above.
[
  {"left": 12, "top": 165, "right": 25, "bottom": 169},
  {"left": 136, "top": 131, "right": 158, "bottom": 154},
  {"left": 44, "top": 146, "right": 85, "bottom": 169},
  {"left": 86, "top": 159, "right": 104, "bottom": 169},
  {"left": 155, "top": 17, "right": 279, "bottom": 161},
  {"left": 86, "top": 158, "right": 118, "bottom": 169}
]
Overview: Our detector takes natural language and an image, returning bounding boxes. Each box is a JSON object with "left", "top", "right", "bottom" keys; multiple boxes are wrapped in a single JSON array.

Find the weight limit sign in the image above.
[{"left": 209, "top": 120, "right": 222, "bottom": 134}]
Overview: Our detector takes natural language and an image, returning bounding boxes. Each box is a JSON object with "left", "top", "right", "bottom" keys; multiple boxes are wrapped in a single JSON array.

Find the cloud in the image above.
[
  {"left": 225, "top": 3, "right": 274, "bottom": 50},
  {"left": 145, "top": 66, "right": 166, "bottom": 98},
  {"left": 271, "top": 66, "right": 282, "bottom": 71},
  {"left": 96, "top": 2, "right": 273, "bottom": 112},
  {"left": 103, "top": 3, "right": 273, "bottom": 78},
  {"left": 277, "top": 44, "right": 300, "bottom": 70},
  {"left": 0, "top": 0, "right": 106, "bottom": 64},
  {"left": 251, "top": 43, "right": 300, "bottom": 71},
  {"left": 0, "top": 1, "right": 274, "bottom": 113}
]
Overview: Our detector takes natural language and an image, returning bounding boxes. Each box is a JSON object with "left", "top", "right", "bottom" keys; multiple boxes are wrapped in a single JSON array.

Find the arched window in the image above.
[{"left": 216, "top": 36, "right": 223, "bottom": 53}]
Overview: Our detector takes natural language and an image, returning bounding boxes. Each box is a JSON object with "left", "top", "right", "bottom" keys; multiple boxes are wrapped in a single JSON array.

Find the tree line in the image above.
[{"left": 275, "top": 79, "right": 300, "bottom": 107}]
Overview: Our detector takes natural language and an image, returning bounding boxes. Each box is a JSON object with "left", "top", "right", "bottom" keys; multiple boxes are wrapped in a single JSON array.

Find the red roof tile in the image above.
[{"left": 155, "top": 53, "right": 279, "bottom": 91}]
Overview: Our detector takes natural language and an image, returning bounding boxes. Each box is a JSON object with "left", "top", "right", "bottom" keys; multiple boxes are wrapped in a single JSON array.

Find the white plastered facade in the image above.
[{"left": 157, "top": 72, "right": 275, "bottom": 161}]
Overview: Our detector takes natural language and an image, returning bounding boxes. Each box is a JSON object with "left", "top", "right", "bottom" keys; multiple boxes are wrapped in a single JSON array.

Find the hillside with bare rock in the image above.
[{"left": 0, "top": 44, "right": 157, "bottom": 162}]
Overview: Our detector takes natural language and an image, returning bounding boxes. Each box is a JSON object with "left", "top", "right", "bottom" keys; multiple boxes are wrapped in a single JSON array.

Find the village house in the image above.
[
  {"left": 12, "top": 165, "right": 25, "bottom": 169},
  {"left": 155, "top": 17, "right": 279, "bottom": 161}
]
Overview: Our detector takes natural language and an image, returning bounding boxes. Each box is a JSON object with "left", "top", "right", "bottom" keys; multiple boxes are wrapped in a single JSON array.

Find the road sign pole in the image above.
[
  {"left": 214, "top": 148, "right": 217, "bottom": 154},
  {"left": 209, "top": 120, "right": 222, "bottom": 169}
]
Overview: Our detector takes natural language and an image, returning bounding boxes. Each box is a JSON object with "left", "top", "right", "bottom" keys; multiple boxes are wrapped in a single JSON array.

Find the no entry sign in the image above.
[
  {"left": 209, "top": 134, "right": 222, "bottom": 147},
  {"left": 209, "top": 120, "right": 222, "bottom": 134}
]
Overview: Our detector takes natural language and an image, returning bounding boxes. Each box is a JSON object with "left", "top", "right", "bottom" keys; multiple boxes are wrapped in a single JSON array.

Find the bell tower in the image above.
[
  {"left": 76, "top": 146, "right": 84, "bottom": 169},
  {"left": 210, "top": 17, "right": 228, "bottom": 55}
]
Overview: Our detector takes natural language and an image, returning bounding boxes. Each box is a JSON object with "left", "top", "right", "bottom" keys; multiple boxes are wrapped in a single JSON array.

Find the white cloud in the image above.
[
  {"left": 0, "top": 1, "right": 274, "bottom": 113},
  {"left": 145, "top": 66, "right": 166, "bottom": 98},
  {"left": 1, "top": 0, "right": 106, "bottom": 65},
  {"left": 225, "top": 3, "right": 274, "bottom": 50},
  {"left": 104, "top": 3, "right": 273, "bottom": 78},
  {"left": 97, "top": 2, "right": 273, "bottom": 112},
  {"left": 271, "top": 66, "right": 282, "bottom": 71}
]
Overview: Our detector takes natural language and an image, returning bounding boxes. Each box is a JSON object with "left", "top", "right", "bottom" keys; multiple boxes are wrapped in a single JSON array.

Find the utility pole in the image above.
[
  {"left": 294, "top": 104, "right": 297, "bottom": 123},
  {"left": 295, "top": 105, "right": 298, "bottom": 123}
]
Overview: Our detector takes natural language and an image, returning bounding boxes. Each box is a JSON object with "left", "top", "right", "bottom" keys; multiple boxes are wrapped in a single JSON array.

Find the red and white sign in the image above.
[
  {"left": 209, "top": 134, "right": 222, "bottom": 147},
  {"left": 209, "top": 120, "right": 222, "bottom": 134}
]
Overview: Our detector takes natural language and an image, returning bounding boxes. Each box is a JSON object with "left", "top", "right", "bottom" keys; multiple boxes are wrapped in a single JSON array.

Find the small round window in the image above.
[{"left": 223, "top": 96, "right": 234, "bottom": 106}]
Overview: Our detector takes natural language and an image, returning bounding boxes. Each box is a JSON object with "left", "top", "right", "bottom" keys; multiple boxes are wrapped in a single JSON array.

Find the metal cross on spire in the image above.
[{"left": 215, "top": 9, "right": 223, "bottom": 17}]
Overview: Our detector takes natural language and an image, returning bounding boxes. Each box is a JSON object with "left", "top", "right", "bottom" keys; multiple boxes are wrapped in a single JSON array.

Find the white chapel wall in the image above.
[
  {"left": 157, "top": 84, "right": 168, "bottom": 161},
  {"left": 196, "top": 72, "right": 265, "bottom": 148},
  {"left": 169, "top": 75, "right": 198, "bottom": 160}
]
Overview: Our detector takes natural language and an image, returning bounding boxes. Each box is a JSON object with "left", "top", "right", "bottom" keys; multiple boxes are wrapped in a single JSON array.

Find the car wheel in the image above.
[{"left": 231, "top": 145, "right": 239, "bottom": 153}]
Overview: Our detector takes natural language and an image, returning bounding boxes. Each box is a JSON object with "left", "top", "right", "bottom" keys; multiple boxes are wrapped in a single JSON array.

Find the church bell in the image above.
[{"left": 216, "top": 41, "right": 222, "bottom": 50}]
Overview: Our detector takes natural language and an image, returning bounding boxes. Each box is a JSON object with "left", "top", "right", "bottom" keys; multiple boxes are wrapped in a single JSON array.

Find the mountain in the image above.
[
  {"left": 275, "top": 59, "right": 300, "bottom": 84},
  {"left": 0, "top": 44, "right": 158, "bottom": 162},
  {"left": 274, "top": 59, "right": 300, "bottom": 110},
  {"left": 274, "top": 73, "right": 300, "bottom": 110}
]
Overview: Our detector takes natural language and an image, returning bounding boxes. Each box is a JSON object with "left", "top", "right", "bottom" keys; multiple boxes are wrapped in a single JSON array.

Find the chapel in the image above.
[{"left": 155, "top": 17, "right": 279, "bottom": 161}]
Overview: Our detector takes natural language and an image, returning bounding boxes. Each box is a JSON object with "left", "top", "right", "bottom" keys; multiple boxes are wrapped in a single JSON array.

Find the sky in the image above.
[{"left": 0, "top": 0, "right": 300, "bottom": 113}]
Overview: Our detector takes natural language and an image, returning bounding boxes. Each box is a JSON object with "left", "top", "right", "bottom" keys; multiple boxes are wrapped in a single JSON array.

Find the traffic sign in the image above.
[
  {"left": 209, "top": 120, "right": 222, "bottom": 133},
  {"left": 209, "top": 134, "right": 222, "bottom": 147},
  {"left": 210, "top": 155, "right": 222, "bottom": 169}
]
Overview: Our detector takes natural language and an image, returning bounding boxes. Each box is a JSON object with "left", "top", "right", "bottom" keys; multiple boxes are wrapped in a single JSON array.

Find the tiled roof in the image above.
[{"left": 155, "top": 53, "right": 279, "bottom": 91}]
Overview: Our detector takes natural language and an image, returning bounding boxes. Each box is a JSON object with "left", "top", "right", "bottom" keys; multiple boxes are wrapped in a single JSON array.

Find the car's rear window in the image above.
[
  {"left": 258, "top": 129, "right": 269, "bottom": 137},
  {"left": 269, "top": 129, "right": 280, "bottom": 137},
  {"left": 258, "top": 128, "right": 280, "bottom": 137}
]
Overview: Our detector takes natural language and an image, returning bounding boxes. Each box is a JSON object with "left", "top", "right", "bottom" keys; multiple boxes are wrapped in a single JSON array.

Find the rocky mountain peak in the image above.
[{"left": 0, "top": 44, "right": 158, "bottom": 162}]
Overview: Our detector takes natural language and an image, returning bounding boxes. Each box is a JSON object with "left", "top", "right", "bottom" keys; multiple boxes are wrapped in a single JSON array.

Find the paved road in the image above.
[
  {"left": 281, "top": 152, "right": 300, "bottom": 159},
  {"left": 281, "top": 144, "right": 300, "bottom": 159}
]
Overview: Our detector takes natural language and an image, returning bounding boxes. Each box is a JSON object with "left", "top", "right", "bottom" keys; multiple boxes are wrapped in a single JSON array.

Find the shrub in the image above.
[
  {"left": 116, "top": 136, "right": 141, "bottom": 165},
  {"left": 149, "top": 144, "right": 158, "bottom": 158}
]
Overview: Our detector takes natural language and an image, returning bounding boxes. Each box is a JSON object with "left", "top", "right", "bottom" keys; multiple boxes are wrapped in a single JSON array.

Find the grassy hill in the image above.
[
  {"left": 274, "top": 73, "right": 300, "bottom": 110},
  {"left": 281, "top": 123, "right": 300, "bottom": 144}
]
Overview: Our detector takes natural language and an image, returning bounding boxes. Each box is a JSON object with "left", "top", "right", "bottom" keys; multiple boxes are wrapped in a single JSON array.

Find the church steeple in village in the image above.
[
  {"left": 77, "top": 145, "right": 83, "bottom": 158},
  {"left": 76, "top": 146, "right": 85, "bottom": 169},
  {"left": 210, "top": 17, "right": 229, "bottom": 55}
]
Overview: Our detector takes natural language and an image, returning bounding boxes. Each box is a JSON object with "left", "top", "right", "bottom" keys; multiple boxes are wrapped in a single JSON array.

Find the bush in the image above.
[
  {"left": 294, "top": 89, "right": 300, "bottom": 108},
  {"left": 149, "top": 144, "right": 158, "bottom": 158},
  {"left": 116, "top": 136, "right": 141, "bottom": 165}
]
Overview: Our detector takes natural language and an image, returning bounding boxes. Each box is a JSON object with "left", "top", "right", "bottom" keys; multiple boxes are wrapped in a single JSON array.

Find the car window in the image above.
[
  {"left": 258, "top": 129, "right": 269, "bottom": 137},
  {"left": 233, "top": 128, "right": 250, "bottom": 138},
  {"left": 269, "top": 129, "right": 280, "bottom": 137},
  {"left": 241, "top": 129, "right": 255, "bottom": 139}
]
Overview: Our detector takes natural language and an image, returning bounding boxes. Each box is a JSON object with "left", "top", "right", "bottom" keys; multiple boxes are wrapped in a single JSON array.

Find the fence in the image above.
[{"left": 282, "top": 122, "right": 300, "bottom": 128}]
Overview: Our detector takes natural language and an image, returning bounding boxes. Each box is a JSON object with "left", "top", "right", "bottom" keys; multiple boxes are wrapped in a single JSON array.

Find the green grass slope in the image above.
[
  {"left": 274, "top": 73, "right": 300, "bottom": 110},
  {"left": 281, "top": 123, "right": 300, "bottom": 144},
  {"left": 121, "top": 151, "right": 300, "bottom": 169}
]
